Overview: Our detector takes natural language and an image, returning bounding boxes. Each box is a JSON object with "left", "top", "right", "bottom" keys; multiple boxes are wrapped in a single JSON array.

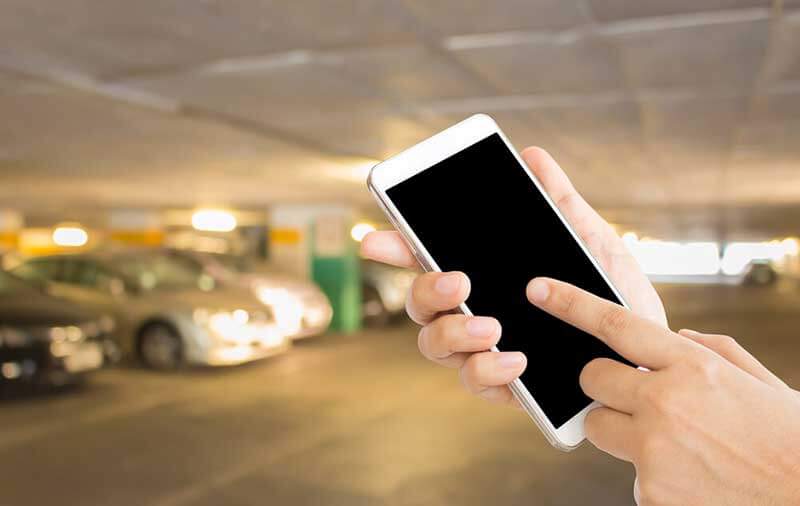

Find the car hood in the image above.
[
  {"left": 0, "top": 290, "right": 98, "bottom": 327},
  {"left": 145, "top": 286, "right": 266, "bottom": 314},
  {"left": 240, "top": 272, "right": 321, "bottom": 294}
]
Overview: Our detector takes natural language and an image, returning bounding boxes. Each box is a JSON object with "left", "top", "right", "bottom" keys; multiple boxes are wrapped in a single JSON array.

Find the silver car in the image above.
[
  {"left": 361, "top": 260, "right": 415, "bottom": 326},
  {"left": 8, "top": 250, "right": 290, "bottom": 369},
  {"left": 166, "top": 249, "right": 333, "bottom": 339}
]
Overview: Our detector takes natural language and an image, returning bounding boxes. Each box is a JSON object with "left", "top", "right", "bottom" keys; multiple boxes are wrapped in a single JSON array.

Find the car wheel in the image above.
[
  {"left": 362, "top": 285, "right": 390, "bottom": 327},
  {"left": 138, "top": 323, "right": 183, "bottom": 370}
]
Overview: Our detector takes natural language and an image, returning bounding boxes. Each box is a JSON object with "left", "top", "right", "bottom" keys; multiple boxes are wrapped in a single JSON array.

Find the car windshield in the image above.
[
  {"left": 113, "top": 254, "right": 210, "bottom": 292},
  {"left": 0, "top": 270, "right": 35, "bottom": 295}
]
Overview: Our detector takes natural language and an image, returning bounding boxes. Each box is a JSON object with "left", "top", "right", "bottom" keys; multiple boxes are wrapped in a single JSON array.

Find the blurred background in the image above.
[{"left": 1, "top": 1, "right": 799, "bottom": 505}]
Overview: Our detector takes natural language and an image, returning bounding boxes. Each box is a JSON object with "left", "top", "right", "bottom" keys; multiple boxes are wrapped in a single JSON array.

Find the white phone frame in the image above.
[{"left": 367, "top": 114, "right": 632, "bottom": 451}]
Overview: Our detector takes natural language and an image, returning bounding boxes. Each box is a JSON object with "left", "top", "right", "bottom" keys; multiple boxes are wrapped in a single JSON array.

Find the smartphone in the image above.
[{"left": 367, "top": 114, "right": 631, "bottom": 451}]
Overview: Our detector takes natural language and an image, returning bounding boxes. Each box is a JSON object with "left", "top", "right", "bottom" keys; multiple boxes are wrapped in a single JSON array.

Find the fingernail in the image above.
[
  {"left": 435, "top": 273, "right": 462, "bottom": 295},
  {"left": 679, "top": 329, "right": 699, "bottom": 337},
  {"left": 465, "top": 317, "right": 497, "bottom": 337},
  {"left": 527, "top": 278, "right": 549, "bottom": 303},
  {"left": 498, "top": 352, "right": 525, "bottom": 368}
]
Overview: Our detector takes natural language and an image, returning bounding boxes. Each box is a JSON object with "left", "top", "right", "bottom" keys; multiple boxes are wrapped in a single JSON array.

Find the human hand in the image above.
[
  {"left": 360, "top": 147, "right": 667, "bottom": 405},
  {"left": 526, "top": 276, "right": 800, "bottom": 506}
]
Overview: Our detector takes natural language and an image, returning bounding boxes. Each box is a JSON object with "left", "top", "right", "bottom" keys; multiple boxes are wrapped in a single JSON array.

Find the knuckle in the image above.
[
  {"left": 555, "top": 286, "right": 579, "bottom": 317},
  {"left": 409, "top": 274, "right": 431, "bottom": 304},
  {"left": 690, "top": 353, "right": 724, "bottom": 385},
  {"left": 555, "top": 191, "right": 582, "bottom": 215},
  {"left": 405, "top": 283, "right": 425, "bottom": 324},
  {"left": 477, "top": 386, "right": 512, "bottom": 405},
  {"left": 711, "top": 334, "right": 738, "bottom": 353},
  {"left": 639, "top": 434, "right": 666, "bottom": 460},
  {"left": 636, "top": 476, "right": 667, "bottom": 506},
  {"left": 407, "top": 273, "right": 460, "bottom": 323},
  {"left": 418, "top": 316, "right": 463, "bottom": 359},
  {"left": 459, "top": 357, "right": 483, "bottom": 395},
  {"left": 416, "top": 325, "right": 434, "bottom": 358},
  {"left": 642, "top": 383, "right": 677, "bottom": 415},
  {"left": 583, "top": 408, "right": 604, "bottom": 440},
  {"left": 598, "top": 307, "right": 629, "bottom": 340}
]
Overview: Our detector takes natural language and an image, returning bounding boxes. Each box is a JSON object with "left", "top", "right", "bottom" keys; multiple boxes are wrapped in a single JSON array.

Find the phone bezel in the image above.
[{"left": 367, "top": 113, "right": 631, "bottom": 451}]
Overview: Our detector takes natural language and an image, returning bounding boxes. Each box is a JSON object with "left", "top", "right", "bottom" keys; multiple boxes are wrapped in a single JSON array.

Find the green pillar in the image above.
[
  {"left": 269, "top": 205, "right": 362, "bottom": 334},
  {"left": 310, "top": 210, "right": 362, "bottom": 333}
]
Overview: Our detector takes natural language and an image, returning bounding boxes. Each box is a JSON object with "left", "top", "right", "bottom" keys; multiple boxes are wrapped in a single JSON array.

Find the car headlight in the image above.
[
  {"left": 199, "top": 309, "right": 251, "bottom": 344},
  {"left": 50, "top": 340, "right": 77, "bottom": 358},
  {"left": 255, "top": 286, "right": 303, "bottom": 334},
  {"left": 255, "top": 286, "right": 291, "bottom": 306},
  {"left": 48, "top": 325, "right": 85, "bottom": 357},
  {"left": 195, "top": 307, "right": 284, "bottom": 347},
  {"left": 49, "top": 325, "right": 84, "bottom": 343}
]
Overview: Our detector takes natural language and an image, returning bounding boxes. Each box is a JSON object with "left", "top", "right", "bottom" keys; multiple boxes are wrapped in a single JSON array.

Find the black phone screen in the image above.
[{"left": 386, "top": 133, "right": 628, "bottom": 428}]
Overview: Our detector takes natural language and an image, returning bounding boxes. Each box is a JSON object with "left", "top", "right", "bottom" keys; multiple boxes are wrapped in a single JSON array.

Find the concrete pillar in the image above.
[
  {"left": 269, "top": 205, "right": 361, "bottom": 333},
  {"left": 108, "top": 210, "right": 164, "bottom": 247}
]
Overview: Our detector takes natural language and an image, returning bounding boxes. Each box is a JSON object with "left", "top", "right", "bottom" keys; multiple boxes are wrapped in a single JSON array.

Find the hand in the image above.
[
  {"left": 360, "top": 147, "right": 667, "bottom": 405},
  {"left": 526, "top": 277, "right": 800, "bottom": 506}
]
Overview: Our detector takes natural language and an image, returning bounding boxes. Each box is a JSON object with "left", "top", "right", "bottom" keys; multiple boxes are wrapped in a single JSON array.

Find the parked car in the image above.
[
  {"left": 361, "top": 260, "right": 415, "bottom": 327},
  {"left": 166, "top": 249, "right": 332, "bottom": 339},
  {"left": 8, "top": 250, "right": 290, "bottom": 369},
  {"left": 0, "top": 270, "right": 109, "bottom": 387}
]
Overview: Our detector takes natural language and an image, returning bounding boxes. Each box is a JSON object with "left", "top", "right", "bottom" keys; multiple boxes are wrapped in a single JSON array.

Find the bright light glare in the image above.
[
  {"left": 1, "top": 362, "right": 22, "bottom": 380},
  {"left": 232, "top": 309, "right": 249, "bottom": 325},
  {"left": 625, "top": 238, "right": 721, "bottom": 276},
  {"left": 622, "top": 234, "right": 800, "bottom": 277},
  {"left": 720, "top": 241, "right": 795, "bottom": 275},
  {"left": 621, "top": 232, "right": 639, "bottom": 248},
  {"left": 52, "top": 226, "right": 88, "bottom": 247},
  {"left": 208, "top": 311, "right": 250, "bottom": 344},
  {"left": 781, "top": 237, "right": 799, "bottom": 256},
  {"left": 256, "top": 286, "right": 303, "bottom": 335},
  {"left": 350, "top": 222, "right": 376, "bottom": 242},
  {"left": 191, "top": 209, "right": 237, "bottom": 232}
]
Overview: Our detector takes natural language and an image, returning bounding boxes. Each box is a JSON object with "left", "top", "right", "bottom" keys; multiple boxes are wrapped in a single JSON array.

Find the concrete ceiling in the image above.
[{"left": 1, "top": 0, "right": 799, "bottom": 238}]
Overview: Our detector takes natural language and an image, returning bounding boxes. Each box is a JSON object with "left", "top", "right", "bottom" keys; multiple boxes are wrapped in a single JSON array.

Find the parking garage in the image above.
[{"left": 2, "top": 1, "right": 800, "bottom": 505}]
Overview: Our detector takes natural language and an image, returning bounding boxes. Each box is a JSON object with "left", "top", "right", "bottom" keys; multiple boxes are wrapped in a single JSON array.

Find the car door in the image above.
[
  {"left": 9, "top": 256, "right": 119, "bottom": 318},
  {"left": 48, "top": 259, "right": 122, "bottom": 311},
  {"left": 50, "top": 258, "right": 141, "bottom": 348}
]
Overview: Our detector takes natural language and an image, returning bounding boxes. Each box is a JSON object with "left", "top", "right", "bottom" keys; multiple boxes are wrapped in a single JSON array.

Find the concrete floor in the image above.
[{"left": 1, "top": 283, "right": 799, "bottom": 506}]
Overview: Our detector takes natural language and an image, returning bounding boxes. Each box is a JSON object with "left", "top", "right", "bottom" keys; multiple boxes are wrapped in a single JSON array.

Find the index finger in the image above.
[
  {"left": 360, "top": 231, "right": 419, "bottom": 270},
  {"left": 526, "top": 277, "right": 696, "bottom": 370}
]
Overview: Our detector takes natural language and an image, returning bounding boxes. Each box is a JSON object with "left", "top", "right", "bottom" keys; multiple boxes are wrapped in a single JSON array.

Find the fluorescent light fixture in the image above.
[
  {"left": 191, "top": 209, "right": 237, "bottom": 232},
  {"left": 781, "top": 237, "right": 799, "bottom": 256},
  {"left": 621, "top": 233, "right": 800, "bottom": 277},
  {"left": 52, "top": 226, "right": 88, "bottom": 247},
  {"left": 623, "top": 233, "right": 720, "bottom": 276},
  {"left": 721, "top": 241, "right": 795, "bottom": 275}
]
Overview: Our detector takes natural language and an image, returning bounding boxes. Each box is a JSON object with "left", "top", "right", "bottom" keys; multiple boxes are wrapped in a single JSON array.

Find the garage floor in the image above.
[{"left": 1, "top": 283, "right": 799, "bottom": 506}]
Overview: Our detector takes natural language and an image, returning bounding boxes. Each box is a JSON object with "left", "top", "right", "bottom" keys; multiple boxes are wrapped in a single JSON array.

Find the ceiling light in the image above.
[
  {"left": 52, "top": 226, "right": 88, "bottom": 247},
  {"left": 191, "top": 209, "right": 237, "bottom": 232},
  {"left": 350, "top": 222, "right": 376, "bottom": 242}
]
